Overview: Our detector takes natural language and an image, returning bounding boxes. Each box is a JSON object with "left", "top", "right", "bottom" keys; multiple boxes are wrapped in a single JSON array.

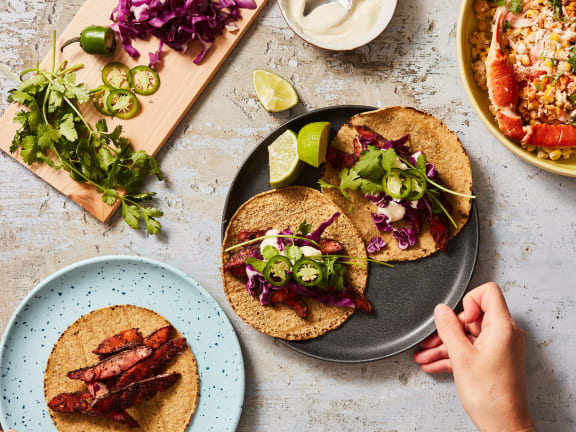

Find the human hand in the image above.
[{"left": 414, "top": 282, "right": 535, "bottom": 432}]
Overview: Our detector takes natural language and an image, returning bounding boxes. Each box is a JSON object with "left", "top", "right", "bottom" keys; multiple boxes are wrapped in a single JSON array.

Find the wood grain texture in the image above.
[{"left": 0, "top": 0, "right": 269, "bottom": 223}]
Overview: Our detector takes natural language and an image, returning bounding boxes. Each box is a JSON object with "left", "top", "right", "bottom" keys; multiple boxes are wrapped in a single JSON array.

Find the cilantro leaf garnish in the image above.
[
  {"left": 285, "top": 245, "right": 303, "bottom": 262},
  {"left": 547, "top": 0, "right": 563, "bottom": 20},
  {"left": 4, "top": 31, "right": 164, "bottom": 234},
  {"left": 509, "top": 0, "right": 524, "bottom": 15},
  {"left": 353, "top": 146, "right": 384, "bottom": 181},
  {"left": 360, "top": 178, "right": 384, "bottom": 196},
  {"left": 380, "top": 148, "right": 398, "bottom": 173},
  {"left": 297, "top": 220, "right": 312, "bottom": 236},
  {"left": 338, "top": 168, "right": 362, "bottom": 202},
  {"left": 262, "top": 245, "right": 280, "bottom": 260},
  {"left": 245, "top": 257, "right": 266, "bottom": 274}
]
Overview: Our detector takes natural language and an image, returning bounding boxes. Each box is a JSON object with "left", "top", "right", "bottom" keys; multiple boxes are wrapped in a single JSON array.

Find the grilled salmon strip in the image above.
[
  {"left": 91, "top": 372, "right": 180, "bottom": 413},
  {"left": 143, "top": 325, "right": 173, "bottom": 349},
  {"left": 67, "top": 346, "right": 153, "bottom": 382},
  {"left": 93, "top": 328, "right": 143, "bottom": 356},
  {"left": 117, "top": 338, "right": 186, "bottom": 388},
  {"left": 47, "top": 391, "right": 139, "bottom": 428}
]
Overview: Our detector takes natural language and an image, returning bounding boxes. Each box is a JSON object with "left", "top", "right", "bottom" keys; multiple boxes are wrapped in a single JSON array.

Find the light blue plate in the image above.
[{"left": 0, "top": 255, "right": 244, "bottom": 431}]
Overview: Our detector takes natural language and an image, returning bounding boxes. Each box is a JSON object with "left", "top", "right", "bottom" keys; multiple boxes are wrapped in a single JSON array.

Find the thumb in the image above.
[{"left": 434, "top": 304, "right": 474, "bottom": 361}]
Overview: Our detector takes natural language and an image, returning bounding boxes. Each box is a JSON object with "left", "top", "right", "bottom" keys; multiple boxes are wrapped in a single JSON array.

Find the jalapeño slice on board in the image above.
[
  {"left": 106, "top": 89, "right": 140, "bottom": 120},
  {"left": 130, "top": 66, "right": 160, "bottom": 95},
  {"left": 102, "top": 62, "right": 132, "bottom": 90}
]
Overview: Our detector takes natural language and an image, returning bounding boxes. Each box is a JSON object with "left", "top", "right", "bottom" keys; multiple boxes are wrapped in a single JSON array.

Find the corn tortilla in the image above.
[
  {"left": 44, "top": 305, "right": 199, "bottom": 432},
  {"left": 321, "top": 107, "right": 473, "bottom": 261},
  {"left": 221, "top": 186, "right": 368, "bottom": 340}
]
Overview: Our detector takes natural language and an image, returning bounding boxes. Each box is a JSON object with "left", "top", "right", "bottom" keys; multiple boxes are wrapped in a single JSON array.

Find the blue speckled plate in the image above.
[{"left": 0, "top": 255, "right": 244, "bottom": 431}]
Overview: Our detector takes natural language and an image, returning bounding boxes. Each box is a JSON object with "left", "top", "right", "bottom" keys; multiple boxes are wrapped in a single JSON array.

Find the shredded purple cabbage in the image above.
[
  {"left": 110, "top": 0, "right": 257, "bottom": 66},
  {"left": 371, "top": 213, "right": 393, "bottom": 232},
  {"left": 409, "top": 151, "right": 436, "bottom": 178},
  {"left": 307, "top": 212, "right": 340, "bottom": 242},
  {"left": 246, "top": 266, "right": 280, "bottom": 305},
  {"left": 277, "top": 228, "right": 294, "bottom": 251},
  {"left": 367, "top": 236, "right": 386, "bottom": 253},
  {"left": 287, "top": 282, "right": 355, "bottom": 308},
  {"left": 392, "top": 228, "right": 417, "bottom": 250}
]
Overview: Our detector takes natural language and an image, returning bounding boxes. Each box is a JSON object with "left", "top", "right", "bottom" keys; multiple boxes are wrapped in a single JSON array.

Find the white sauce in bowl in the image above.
[{"left": 280, "top": 0, "right": 398, "bottom": 51}]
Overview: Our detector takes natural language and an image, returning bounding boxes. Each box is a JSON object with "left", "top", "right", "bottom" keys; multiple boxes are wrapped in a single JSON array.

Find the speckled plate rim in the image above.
[
  {"left": 0, "top": 255, "right": 245, "bottom": 431},
  {"left": 457, "top": 0, "right": 576, "bottom": 177}
]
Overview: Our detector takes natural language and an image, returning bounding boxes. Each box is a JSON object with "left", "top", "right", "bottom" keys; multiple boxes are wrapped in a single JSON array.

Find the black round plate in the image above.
[{"left": 221, "top": 105, "right": 479, "bottom": 363}]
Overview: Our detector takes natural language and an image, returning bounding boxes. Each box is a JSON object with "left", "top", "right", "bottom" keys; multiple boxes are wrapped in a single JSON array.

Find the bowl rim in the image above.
[
  {"left": 457, "top": 0, "right": 576, "bottom": 177},
  {"left": 278, "top": 0, "right": 399, "bottom": 52}
]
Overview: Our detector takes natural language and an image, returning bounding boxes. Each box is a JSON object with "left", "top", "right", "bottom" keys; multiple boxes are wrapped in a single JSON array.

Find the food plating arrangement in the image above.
[{"left": 0, "top": 0, "right": 573, "bottom": 431}]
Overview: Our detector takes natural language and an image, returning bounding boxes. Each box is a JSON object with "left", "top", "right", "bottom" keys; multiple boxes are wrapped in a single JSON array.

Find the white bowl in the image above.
[{"left": 278, "top": 0, "right": 398, "bottom": 51}]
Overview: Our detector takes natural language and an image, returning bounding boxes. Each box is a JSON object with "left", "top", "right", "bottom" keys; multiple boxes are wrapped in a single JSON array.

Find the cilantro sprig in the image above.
[{"left": 4, "top": 31, "right": 164, "bottom": 234}]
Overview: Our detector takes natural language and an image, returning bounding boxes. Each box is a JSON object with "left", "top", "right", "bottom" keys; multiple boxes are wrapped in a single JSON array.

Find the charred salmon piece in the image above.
[
  {"left": 107, "top": 410, "right": 140, "bottom": 428},
  {"left": 91, "top": 372, "right": 180, "bottom": 413},
  {"left": 143, "top": 325, "right": 173, "bottom": 349},
  {"left": 86, "top": 381, "right": 110, "bottom": 399},
  {"left": 117, "top": 338, "right": 186, "bottom": 388},
  {"left": 223, "top": 244, "right": 260, "bottom": 271},
  {"left": 270, "top": 287, "right": 309, "bottom": 319},
  {"left": 48, "top": 391, "right": 139, "bottom": 428},
  {"left": 237, "top": 229, "right": 268, "bottom": 243},
  {"left": 48, "top": 391, "right": 92, "bottom": 412},
  {"left": 326, "top": 147, "right": 359, "bottom": 169},
  {"left": 93, "top": 328, "right": 143, "bottom": 356},
  {"left": 318, "top": 238, "right": 344, "bottom": 255},
  {"left": 67, "top": 346, "right": 153, "bottom": 382}
]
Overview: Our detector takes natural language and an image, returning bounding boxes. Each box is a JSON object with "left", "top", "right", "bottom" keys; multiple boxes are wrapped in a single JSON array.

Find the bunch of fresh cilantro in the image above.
[{"left": 5, "top": 31, "right": 164, "bottom": 234}]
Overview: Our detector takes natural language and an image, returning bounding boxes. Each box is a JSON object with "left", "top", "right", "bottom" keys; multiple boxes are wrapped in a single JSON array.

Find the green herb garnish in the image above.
[
  {"left": 547, "top": 0, "right": 563, "bottom": 21},
  {"left": 509, "top": 0, "right": 524, "bottom": 15},
  {"left": 4, "top": 31, "right": 163, "bottom": 234}
]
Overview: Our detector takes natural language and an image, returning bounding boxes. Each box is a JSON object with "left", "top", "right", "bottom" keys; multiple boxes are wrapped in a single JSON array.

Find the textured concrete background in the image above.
[{"left": 1, "top": 0, "right": 575, "bottom": 431}]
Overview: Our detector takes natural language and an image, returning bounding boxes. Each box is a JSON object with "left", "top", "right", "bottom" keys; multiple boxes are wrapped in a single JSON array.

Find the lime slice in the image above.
[
  {"left": 297, "top": 122, "right": 331, "bottom": 167},
  {"left": 269, "top": 129, "right": 304, "bottom": 188},
  {"left": 253, "top": 70, "right": 299, "bottom": 112}
]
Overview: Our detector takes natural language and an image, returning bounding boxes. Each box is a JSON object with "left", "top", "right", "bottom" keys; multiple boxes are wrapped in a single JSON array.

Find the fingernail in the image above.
[{"left": 434, "top": 304, "right": 450, "bottom": 317}]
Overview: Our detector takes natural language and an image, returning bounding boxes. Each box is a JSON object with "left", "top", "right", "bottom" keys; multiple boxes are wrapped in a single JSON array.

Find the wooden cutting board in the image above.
[{"left": 0, "top": 0, "right": 269, "bottom": 222}]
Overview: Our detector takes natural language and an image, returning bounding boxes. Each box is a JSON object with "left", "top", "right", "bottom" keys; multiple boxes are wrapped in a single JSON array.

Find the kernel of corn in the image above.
[
  {"left": 526, "top": 9, "right": 538, "bottom": 18},
  {"left": 562, "top": 39, "right": 571, "bottom": 48},
  {"left": 550, "top": 33, "right": 560, "bottom": 42},
  {"left": 549, "top": 150, "right": 562, "bottom": 161},
  {"left": 537, "top": 150, "right": 547, "bottom": 159},
  {"left": 559, "top": 62, "right": 571, "bottom": 73},
  {"left": 545, "top": 59, "right": 553, "bottom": 68},
  {"left": 526, "top": 145, "right": 536, "bottom": 152}
]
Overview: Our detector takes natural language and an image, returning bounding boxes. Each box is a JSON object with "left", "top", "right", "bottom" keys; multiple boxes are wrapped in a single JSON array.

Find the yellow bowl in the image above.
[{"left": 457, "top": 0, "right": 576, "bottom": 177}]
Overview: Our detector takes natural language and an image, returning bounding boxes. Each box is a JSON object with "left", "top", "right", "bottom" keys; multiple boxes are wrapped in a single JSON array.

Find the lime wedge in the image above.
[
  {"left": 253, "top": 70, "right": 299, "bottom": 112},
  {"left": 297, "top": 122, "right": 331, "bottom": 167},
  {"left": 269, "top": 129, "right": 304, "bottom": 188}
]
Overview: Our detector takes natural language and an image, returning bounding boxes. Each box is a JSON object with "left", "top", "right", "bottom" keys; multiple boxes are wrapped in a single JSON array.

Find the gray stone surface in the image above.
[{"left": 0, "top": 0, "right": 575, "bottom": 431}]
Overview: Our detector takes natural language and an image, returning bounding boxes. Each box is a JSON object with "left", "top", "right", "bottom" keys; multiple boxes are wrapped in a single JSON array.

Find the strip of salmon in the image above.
[
  {"left": 67, "top": 346, "right": 153, "bottom": 382},
  {"left": 117, "top": 338, "right": 186, "bottom": 388},
  {"left": 86, "top": 381, "right": 110, "bottom": 399},
  {"left": 91, "top": 373, "right": 180, "bottom": 413},
  {"left": 143, "top": 325, "right": 173, "bottom": 349},
  {"left": 48, "top": 391, "right": 92, "bottom": 412},
  {"left": 47, "top": 391, "right": 139, "bottom": 428},
  {"left": 93, "top": 328, "right": 143, "bottom": 356}
]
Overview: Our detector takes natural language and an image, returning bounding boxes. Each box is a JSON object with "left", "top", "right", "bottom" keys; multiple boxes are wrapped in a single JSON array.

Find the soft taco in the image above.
[
  {"left": 221, "top": 186, "right": 371, "bottom": 340},
  {"left": 320, "top": 107, "right": 474, "bottom": 262},
  {"left": 44, "top": 305, "right": 199, "bottom": 431}
]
